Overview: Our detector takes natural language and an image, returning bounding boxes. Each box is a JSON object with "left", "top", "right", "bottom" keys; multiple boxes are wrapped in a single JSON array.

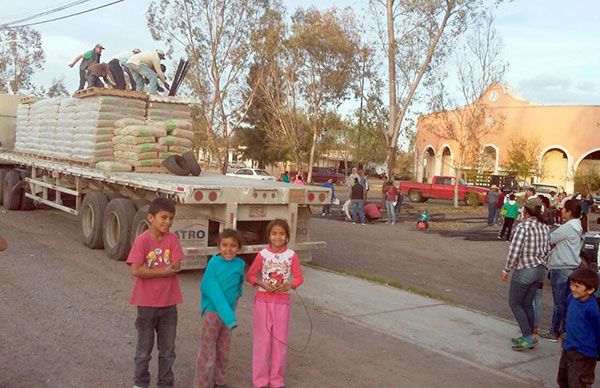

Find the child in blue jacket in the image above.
[{"left": 193, "top": 229, "right": 245, "bottom": 388}]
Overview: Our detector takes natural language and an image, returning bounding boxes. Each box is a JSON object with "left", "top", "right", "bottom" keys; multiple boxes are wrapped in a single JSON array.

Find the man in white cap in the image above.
[
  {"left": 68, "top": 43, "right": 104, "bottom": 91},
  {"left": 126, "top": 49, "right": 169, "bottom": 93},
  {"left": 108, "top": 48, "right": 141, "bottom": 90}
]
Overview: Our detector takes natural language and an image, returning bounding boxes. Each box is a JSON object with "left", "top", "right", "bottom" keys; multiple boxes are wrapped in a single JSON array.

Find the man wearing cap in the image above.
[
  {"left": 68, "top": 43, "right": 104, "bottom": 91},
  {"left": 108, "top": 48, "right": 141, "bottom": 90},
  {"left": 126, "top": 49, "right": 169, "bottom": 94}
]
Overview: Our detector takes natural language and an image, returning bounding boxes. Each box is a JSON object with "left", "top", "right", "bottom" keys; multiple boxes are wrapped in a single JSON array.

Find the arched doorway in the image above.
[
  {"left": 422, "top": 146, "right": 436, "bottom": 183},
  {"left": 575, "top": 149, "right": 600, "bottom": 193},
  {"left": 440, "top": 146, "right": 453, "bottom": 176},
  {"left": 481, "top": 145, "right": 498, "bottom": 174},
  {"left": 540, "top": 148, "right": 568, "bottom": 188}
]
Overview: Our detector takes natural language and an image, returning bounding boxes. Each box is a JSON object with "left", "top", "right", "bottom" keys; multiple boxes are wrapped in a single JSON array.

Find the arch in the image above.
[
  {"left": 422, "top": 145, "right": 437, "bottom": 183},
  {"left": 481, "top": 143, "right": 499, "bottom": 174},
  {"left": 438, "top": 144, "right": 453, "bottom": 176},
  {"left": 574, "top": 148, "right": 600, "bottom": 172},
  {"left": 539, "top": 147, "right": 570, "bottom": 191},
  {"left": 574, "top": 148, "right": 600, "bottom": 193}
]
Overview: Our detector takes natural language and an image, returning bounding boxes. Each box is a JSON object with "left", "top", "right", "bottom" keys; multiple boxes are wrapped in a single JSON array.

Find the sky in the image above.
[{"left": 0, "top": 0, "right": 598, "bottom": 106}]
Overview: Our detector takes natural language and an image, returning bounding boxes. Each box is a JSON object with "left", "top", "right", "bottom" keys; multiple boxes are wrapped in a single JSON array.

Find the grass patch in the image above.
[{"left": 306, "top": 261, "right": 461, "bottom": 307}]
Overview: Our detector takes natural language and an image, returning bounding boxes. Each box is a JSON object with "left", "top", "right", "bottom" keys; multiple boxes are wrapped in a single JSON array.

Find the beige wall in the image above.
[{"left": 415, "top": 83, "right": 600, "bottom": 193}]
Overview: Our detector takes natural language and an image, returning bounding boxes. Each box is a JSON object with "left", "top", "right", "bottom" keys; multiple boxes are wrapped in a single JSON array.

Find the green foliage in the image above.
[
  {"left": 503, "top": 133, "right": 542, "bottom": 179},
  {"left": 46, "top": 77, "right": 69, "bottom": 98},
  {"left": 574, "top": 168, "right": 600, "bottom": 194},
  {"left": 0, "top": 26, "right": 45, "bottom": 94}
]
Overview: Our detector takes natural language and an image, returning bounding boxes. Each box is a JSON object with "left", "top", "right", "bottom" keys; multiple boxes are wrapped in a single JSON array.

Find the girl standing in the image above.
[
  {"left": 247, "top": 219, "right": 304, "bottom": 388},
  {"left": 194, "top": 229, "right": 245, "bottom": 388},
  {"left": 384, "top": 181, "right": 398, "bottom": 225}
]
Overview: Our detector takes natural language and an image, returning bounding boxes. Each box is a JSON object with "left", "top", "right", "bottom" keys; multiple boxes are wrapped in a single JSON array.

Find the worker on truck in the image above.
[
  {"left": 108, "top": 48, "right": 141, "bottom": 90},
  {"left": 68, "top": 43, "right": 104, "bottom": 91},
  {"left": 85, "top": 62, "right": 116, "bottom": 89},
  {"left": 126, "top": 49, "right": 170, "bottom": 94}
]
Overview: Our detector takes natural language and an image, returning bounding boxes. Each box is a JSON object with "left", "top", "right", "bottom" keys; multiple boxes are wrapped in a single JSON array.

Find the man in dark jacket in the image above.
[{"left": 350, "top": 178, "right": 366, "bottom": 225}]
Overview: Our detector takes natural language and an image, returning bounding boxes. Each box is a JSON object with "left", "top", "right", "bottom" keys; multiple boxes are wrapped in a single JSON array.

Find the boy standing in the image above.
[
  {"left": 127, "top": 197, "right": 184, "bottom": 388},
  {"left": 557, "top": 268, "right": 600, "bottom": 388}
]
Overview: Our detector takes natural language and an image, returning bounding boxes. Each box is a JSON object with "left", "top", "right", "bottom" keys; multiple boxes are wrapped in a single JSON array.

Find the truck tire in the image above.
[
  {"left": 80, "top": 192, "right": 108, "bottom": 249},
  {"left": 408, "top": 190, "right": 422, "bottom": 202},
  {"left": 182, "top": 151, "right": 201, "bottom": 176},
  {"left": 131, "top": 205, "right": 150, "bottom": 245},
  {"left": 103, "top": 198, "right": 136, "bottom": 261},
  {"left": 0, "top": 169, "right": 9, "bottom": 205},
  {"left": 2, "top": 170, "right": 21, "bottom": 210},
  {"left": 162, "top": 155, "right": 191, "bottom": 176},
  {"left": 18, "top": 171, "right": 35, "bottom": 211}
]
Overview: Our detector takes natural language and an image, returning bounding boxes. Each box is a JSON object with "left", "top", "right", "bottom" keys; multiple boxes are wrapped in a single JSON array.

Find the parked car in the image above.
[
  {"left": 531, "top": 183, "right": 564, "bottom": 200},
  {"left": 226, "top": 168, "right": 276, "bottom": 181},
  {"left": 399, "top": 175, "right": 488, "bottom": 205},
  {"left": 291, "top": 167, "right": 346, "bottom": 185}
]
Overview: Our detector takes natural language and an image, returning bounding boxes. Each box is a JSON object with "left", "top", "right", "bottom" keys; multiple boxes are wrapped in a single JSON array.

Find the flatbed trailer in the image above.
[{"left": 0, "top": 151, "right": 329, "bottom": 269}]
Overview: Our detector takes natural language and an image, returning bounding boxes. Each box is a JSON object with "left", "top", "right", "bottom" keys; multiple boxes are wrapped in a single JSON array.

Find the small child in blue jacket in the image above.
[
  {"left": 557, "top": 268, "right": 600, "bottom": 387},
  {"left": 193, "top": 229, "right": 245, "bottom": 388}
]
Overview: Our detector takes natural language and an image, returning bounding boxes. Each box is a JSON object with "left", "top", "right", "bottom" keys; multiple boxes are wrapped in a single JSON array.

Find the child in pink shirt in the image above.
[
  {"left": 126, "top": 197, "right": 184, "bottom": 388},
  {"left": 247, "top": 219, "right": 304, "bottom": 388}
]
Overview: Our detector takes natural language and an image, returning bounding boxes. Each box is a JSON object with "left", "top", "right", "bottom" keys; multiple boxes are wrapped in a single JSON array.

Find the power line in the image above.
[
  {"left": 10, "top": 0, "right": 126, "bottom": 28},
  {"left": 1, "top": 0, "right": 95, "bottom": 27}
]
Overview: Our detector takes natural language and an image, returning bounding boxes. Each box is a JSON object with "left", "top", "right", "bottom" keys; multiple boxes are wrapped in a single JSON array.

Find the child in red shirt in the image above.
[
  {"left": 126, "top": 197, "right": 184, "bottom": 388},
  {"left": 247, "top": 219, "right": 304, "bottom": 388}
]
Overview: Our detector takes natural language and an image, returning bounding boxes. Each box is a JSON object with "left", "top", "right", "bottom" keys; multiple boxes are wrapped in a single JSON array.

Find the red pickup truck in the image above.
[{"left": 399, "top": 176, "right": 488, "bottom": 205}]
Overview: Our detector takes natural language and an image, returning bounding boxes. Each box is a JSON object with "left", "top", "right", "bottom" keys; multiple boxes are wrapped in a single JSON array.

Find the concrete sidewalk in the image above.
[{"left": 297, "top": 266, "right": 568, "bottom": 387}]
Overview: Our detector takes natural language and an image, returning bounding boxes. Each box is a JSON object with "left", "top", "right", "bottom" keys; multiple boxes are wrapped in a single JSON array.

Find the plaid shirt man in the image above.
[{"left": 503, "top": 217, "right": 550, "bottom": 273}]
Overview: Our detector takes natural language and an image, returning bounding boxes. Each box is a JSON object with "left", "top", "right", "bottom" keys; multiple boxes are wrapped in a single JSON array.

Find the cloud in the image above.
[{"left": 517, "top": 74, "right": 600, "bottom": 105}]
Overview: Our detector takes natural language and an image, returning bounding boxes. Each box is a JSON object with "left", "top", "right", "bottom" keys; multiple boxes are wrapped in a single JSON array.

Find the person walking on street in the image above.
[
  {"left": 540, "top": 199, "right": 583, "bottom": 343},
  {"left": 498, "top": 194, "right": 519, "bottom": 241},
  {"left": 384, "top": 181, "right": 398, "bottom": 225},
  {"left": 350, "top": 178, "right": 366, "bottom": 225},
  {"left": 321, "top": 178, "right": 335, "bottom": 216},
  {"left": 126, "top": 49, "right": 170, "bottom": 93},
  {"left": 487, "top": 185, "right": 500, "bottom": 226},
  {"left": 69, "top": 43, "right": 104, "bottom": 91},
  {"left": 500, "top": 197, "right": 550, "bottom": 351}
]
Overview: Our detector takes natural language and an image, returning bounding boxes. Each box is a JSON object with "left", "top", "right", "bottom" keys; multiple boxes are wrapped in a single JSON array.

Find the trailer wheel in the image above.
[
  {"left": 131, "top": 205, "right": 150, "bottom": 245},
  {"left": 103, "top": 198, "right": 136, "bottom": 261},
  {"left": 81, "top": 192, "right": 108, "bottom": 248},
  {"left": 0, "top": 169, "right": 9, "bottom": 206},
  {"left": 408, "top": 190, "right": 422, "bottom": 202},
  {"left": 2, "top": 170, "right": 21, "bottom": 210},
  {"left": 18, "top": 171, "right": 35, "bottom": 211}
]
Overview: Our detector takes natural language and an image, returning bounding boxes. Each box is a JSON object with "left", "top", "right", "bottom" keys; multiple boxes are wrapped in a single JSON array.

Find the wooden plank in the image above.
[
  {"left": 133, "top": 166, "right": 169, "bottom": 173},
  {"left": 74, "top": 87, "right": 149, "bottom": 101}
]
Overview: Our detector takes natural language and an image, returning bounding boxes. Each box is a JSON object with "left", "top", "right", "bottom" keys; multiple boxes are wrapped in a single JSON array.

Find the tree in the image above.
[
  {"left": 287, "top": 7, "right": 361, "bottom": 182},
  {"left": 46, "top": 76, "right": 69, "bottom": 97},
  {"left": 371, "top": 0, "right": 496, "bottom": 180},
  {"left": 0, "top": 26, "right": 45, "bottom": 94},
  {"left": 424, "top": 10, "right": 507, "bottom": 207},
  {"left": 147, "top": 0, "right": 271, "bottom": 173},
  {"left": 503, "top": 132, "right": 542, "bottom": 180}
]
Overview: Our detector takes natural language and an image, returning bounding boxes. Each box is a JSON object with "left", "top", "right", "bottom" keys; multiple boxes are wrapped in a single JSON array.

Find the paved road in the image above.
[{"left": 0, "top": 208, "right": 538, "bottom": 387}]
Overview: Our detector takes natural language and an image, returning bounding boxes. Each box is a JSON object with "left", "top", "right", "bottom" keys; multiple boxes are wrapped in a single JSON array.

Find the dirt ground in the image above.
[{"left": 0, "top": 207, "right": 531, "bottom": 388}]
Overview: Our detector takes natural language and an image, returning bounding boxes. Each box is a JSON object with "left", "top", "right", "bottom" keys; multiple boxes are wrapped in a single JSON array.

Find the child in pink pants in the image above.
[{"left": 247, "top": 219, "right": 304, "bottom": 388}]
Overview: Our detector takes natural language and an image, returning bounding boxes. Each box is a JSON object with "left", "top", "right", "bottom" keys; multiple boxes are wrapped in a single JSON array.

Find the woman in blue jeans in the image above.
[{"left": 500, "top": 197, "right": 550, "bottom": 351}]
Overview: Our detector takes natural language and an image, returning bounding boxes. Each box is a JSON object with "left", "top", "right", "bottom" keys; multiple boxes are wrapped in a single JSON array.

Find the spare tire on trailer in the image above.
[
  {"left": 162, "top": 155, "right": 191, "bottom": 176},
  {"left": 80, "top": 191, "right": 109, "bottom": 249},
  {"left": 18, "top": 170, "right": 35, "bottom": 211},
  {"left": 131, "top": 205, "right": 150, "bottom": 246},
  {"left": 103, "top": 198, "right": 136, "bottom": 261},
  {"left": 182, "top": 151, "right": 201, "bottom": 176},
  {"left": 2, "top": 170, "right": 21, "bottom": 210},
  {"left": 0, "top": 168, "right": 9, "bottom": 206}
]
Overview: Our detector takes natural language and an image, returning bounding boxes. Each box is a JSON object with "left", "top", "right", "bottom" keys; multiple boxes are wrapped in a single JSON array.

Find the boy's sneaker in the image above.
[
  {"left": 511, "top": 336, "right": 535, "bottom": 351},
  {"left": 511, "top": 336, "right": 538, "bottom": 345},
  {"left": 539, "top": 332, "right": 560, "bottom": 342},
  {"left": 352, "top": 222, "right": 356, "bottom": 224},
  {"left": 497, "top": 235, "right": 502, "bottom": 240}
]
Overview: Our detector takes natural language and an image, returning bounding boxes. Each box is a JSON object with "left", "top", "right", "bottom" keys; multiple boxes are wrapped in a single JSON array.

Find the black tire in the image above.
[
  {"left": 2, "top": 170, "right": 21, "bottom": 210},
  {"left": 0, "top": 168, "right": 9, "bottom": 206},
  {"left": 132, "top": 199, "right": 149, "bottom": 211},
  {"left": 18, "top": 171, "right": 35, "bottom": 211},
  {"left": 103, "top": 198, "right": 136, "bottom": 261},
  {"left": 182, "top": 151, "right": 201, "bottom": 176},
  {"left": 131, "top": 205, "right": 150, "bottom": 246},
  {"left": 408, "top": 190, "right": 422, "bottom": 202},
  {"left": 162, "top": 155, "right": 191, "bottom": 176},
  {"left": 80, "top": 192, "right": 109, "bottom": 249}
]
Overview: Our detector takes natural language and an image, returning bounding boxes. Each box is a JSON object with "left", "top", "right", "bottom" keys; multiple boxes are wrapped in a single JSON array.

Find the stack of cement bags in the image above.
[
  {"left": 73, "top": 96, "right": 146, "bottom": 164},
  {"left": 147, "top": 99, "right": 194, "bottom": 156},
  {"left": 113, "top": 119, "right": 168, "bottom": 168},
  {"left": 14, "top": 104, "right": 31, "bottom": 153},
  {"left": 29, "top": 98, "right": 61, "bottom": 157},
  {"left": 55, "top": 98, "right": 78, "bottom": 160}
]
